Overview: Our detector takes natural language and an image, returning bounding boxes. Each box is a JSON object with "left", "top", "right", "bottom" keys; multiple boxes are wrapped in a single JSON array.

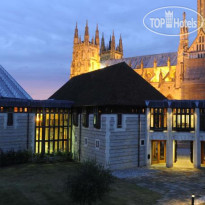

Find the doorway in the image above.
[{"left": 151, "top": 140, "right": 166, "bottom": 164}]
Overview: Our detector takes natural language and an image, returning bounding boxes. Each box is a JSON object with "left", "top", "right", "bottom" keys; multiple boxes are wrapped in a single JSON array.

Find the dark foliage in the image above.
[
  {"left": 0, "top": 149, "right": 31, "bottom": 167},
  {"left": 32, "top": 151, "right": 73, "bottom": 163},
  {"left": 67, "top": 161, "right": 114, "bottom": 205}
]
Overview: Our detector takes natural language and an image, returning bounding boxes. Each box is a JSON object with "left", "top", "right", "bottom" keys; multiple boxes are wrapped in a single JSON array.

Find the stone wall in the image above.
[
  {"left": 72, "top": 113, "right": 146, "bottom": 170},
  {"left": 0, "top": 113, "right": 35, "bottom": 152}
]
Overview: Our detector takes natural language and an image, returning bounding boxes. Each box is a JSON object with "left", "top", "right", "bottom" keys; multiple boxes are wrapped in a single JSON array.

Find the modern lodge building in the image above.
[
  {"left": 1, "top": 0, "right": 205, "bottom": 170},
  {"left": 1, "top": 62, "right": 205, "bottom": 169}
]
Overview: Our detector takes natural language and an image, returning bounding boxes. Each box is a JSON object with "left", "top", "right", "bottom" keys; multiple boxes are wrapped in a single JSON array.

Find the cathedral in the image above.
[{"left": 70, "top": 0, "right": 205, "bottom": 100}]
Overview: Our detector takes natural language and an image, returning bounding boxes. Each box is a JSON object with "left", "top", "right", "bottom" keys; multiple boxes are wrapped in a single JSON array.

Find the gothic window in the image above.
[
  {"left": 150, "top": 108, "right": 167, "bottom": 131},
  {"left": 172, "top": 108, "right": 195, "bottom": 131}
]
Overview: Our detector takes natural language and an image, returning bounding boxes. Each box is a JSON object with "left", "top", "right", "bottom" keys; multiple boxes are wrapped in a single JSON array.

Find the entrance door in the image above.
[
  {"left": 152, "top": 141, "right": 166, "bottom": 164},
  {"left": 201, "top": 142, "right": 205, "bottom": 164}
]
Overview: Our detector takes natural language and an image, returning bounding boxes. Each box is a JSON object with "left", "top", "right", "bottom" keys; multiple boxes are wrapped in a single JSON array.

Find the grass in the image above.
[{"left": 0, "top": 162, "right": 161, "bottom": 205}]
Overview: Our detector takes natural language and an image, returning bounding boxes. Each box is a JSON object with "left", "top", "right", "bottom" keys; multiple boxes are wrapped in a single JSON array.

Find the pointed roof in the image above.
[
  {"left": 50, "top": 62, "right": 166, "bottom": 107},
  {"left": 0, "top": 65, "right": 32, "bottom": 99}
]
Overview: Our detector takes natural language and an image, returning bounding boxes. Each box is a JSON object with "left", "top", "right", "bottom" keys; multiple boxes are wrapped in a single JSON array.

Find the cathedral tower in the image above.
[
  {"left": 100, "top": 31, "right": 123, "bottom": 61},
  {"left": 70, "top": 22, "right": 100, "bottom": 78},
  {"left": 198, "top": 0, "right": 205, "bottom": 32}
]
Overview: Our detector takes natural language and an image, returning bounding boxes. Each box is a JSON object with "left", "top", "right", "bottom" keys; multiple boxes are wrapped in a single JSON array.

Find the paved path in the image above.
[{"left": 113, "top": 167, "right": 205, "bottom": 205}]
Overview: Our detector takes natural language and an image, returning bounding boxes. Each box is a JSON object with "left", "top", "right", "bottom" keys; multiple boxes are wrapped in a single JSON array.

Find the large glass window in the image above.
[
  {"left": 150, "top": 108, "right": 167, "bottom": 131},
  {"left": 35, "top": 108, "right": 69, "bottom": 154},
  {"left": 172, "top": 108, "right": 195, "bottom": 131}
]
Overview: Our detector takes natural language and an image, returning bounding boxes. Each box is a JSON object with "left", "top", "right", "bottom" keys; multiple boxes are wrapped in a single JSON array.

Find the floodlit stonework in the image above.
[
  {"left": 70, "top": 22, "right": 123, "bottom": 78},
  {"left": 70, "top": 0, "right": 205, "bottom": 100}
]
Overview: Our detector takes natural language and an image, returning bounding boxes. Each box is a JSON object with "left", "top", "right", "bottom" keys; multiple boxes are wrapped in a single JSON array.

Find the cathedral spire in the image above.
[
  {"left": 74, "top": 22, "right": 78, "bottom": 44},
  {"left": 95, "top": 24, "right": 100, "bottom": 45},
  {"left": 179, "top": 12, "right": 189, "bottom": 51},
  {"left": 109, "top": 35, "right": 112, "bottom": 50},
  {"left": 111, "top": 30, "right": 115, "bottom": 51},
  {"left": 101, "top": 32, "right": 105, "bottom": 53},
  {"left": 119, "top": 34, "right": 123, "bottom": 53},
  {"left": 84, "top": 20, "right": 89, "bottom": 43}
]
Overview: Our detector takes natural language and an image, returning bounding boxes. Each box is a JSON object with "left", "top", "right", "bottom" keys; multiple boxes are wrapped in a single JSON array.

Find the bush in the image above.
[
  {"left": 0, "top": 149, "right": 32, "bottom": 167},
  {"left": 32, "top": 151, "right": 73, "bottom": 163},
  {"left": 67, "top": 160, "right": 114, "bottom": 205}
]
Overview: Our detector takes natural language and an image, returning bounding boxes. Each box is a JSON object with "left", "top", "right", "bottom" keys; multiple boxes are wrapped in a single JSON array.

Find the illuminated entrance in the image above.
[
  {"left": 151, "top": 140, "right": 166, "bottom": 164},
  {"left": 35, "top": 108, "right": 71, "bottom": 154}
]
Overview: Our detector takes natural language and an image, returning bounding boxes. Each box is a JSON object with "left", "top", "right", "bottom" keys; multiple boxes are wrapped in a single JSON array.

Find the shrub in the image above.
[
  {"left": 0, "top": 149, "right": 32, "bottom": 167},
  {"left": 67, "top": 160, "right": 114, "bottom": 205}
]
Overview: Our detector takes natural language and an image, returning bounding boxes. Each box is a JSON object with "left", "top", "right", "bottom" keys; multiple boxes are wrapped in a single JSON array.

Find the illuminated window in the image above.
[
  {"left": 14, "top": 107, "right": 18, "bottom": 112},
  {"left": 150, "top": 108, "right": 167, "bottom": 131},
  {"left": 172, "top": 108, "right": 195, "bottom": 131},
  {"left": 0, "top": 107, "right": 3, "bottom": 112},
  {"left": 35, "top": 109, "right": 70, "bottom": 154}
]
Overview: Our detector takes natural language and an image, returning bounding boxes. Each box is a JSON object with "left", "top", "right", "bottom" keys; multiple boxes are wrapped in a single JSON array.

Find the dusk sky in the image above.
[{"left": 0, "top": 0, "right": 197, "bottom": 99}]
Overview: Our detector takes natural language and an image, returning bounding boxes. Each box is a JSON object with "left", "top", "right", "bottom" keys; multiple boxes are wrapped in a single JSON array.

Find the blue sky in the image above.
[{"left": 0, "top": 0, "right": 197, "bottom": 99}]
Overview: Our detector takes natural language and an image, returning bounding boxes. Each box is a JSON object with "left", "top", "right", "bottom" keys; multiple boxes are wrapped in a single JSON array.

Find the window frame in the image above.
[
  {"left": 172, "top": 108, "right": 195, "bottom": 132},
  {"left": 150, "top": 108, "right": 167, "bottom": 131},
  {"left": 140, "top": 139, "right": 145, "bottom": 146},
  {"left": 95, "top": 139, "right": 100, "bottom": 150}
]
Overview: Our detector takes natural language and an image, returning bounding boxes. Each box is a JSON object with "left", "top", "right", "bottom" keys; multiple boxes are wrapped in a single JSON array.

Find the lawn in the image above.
[{"left": 0, "top": 162, "right": 161, "bottom": 205}]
